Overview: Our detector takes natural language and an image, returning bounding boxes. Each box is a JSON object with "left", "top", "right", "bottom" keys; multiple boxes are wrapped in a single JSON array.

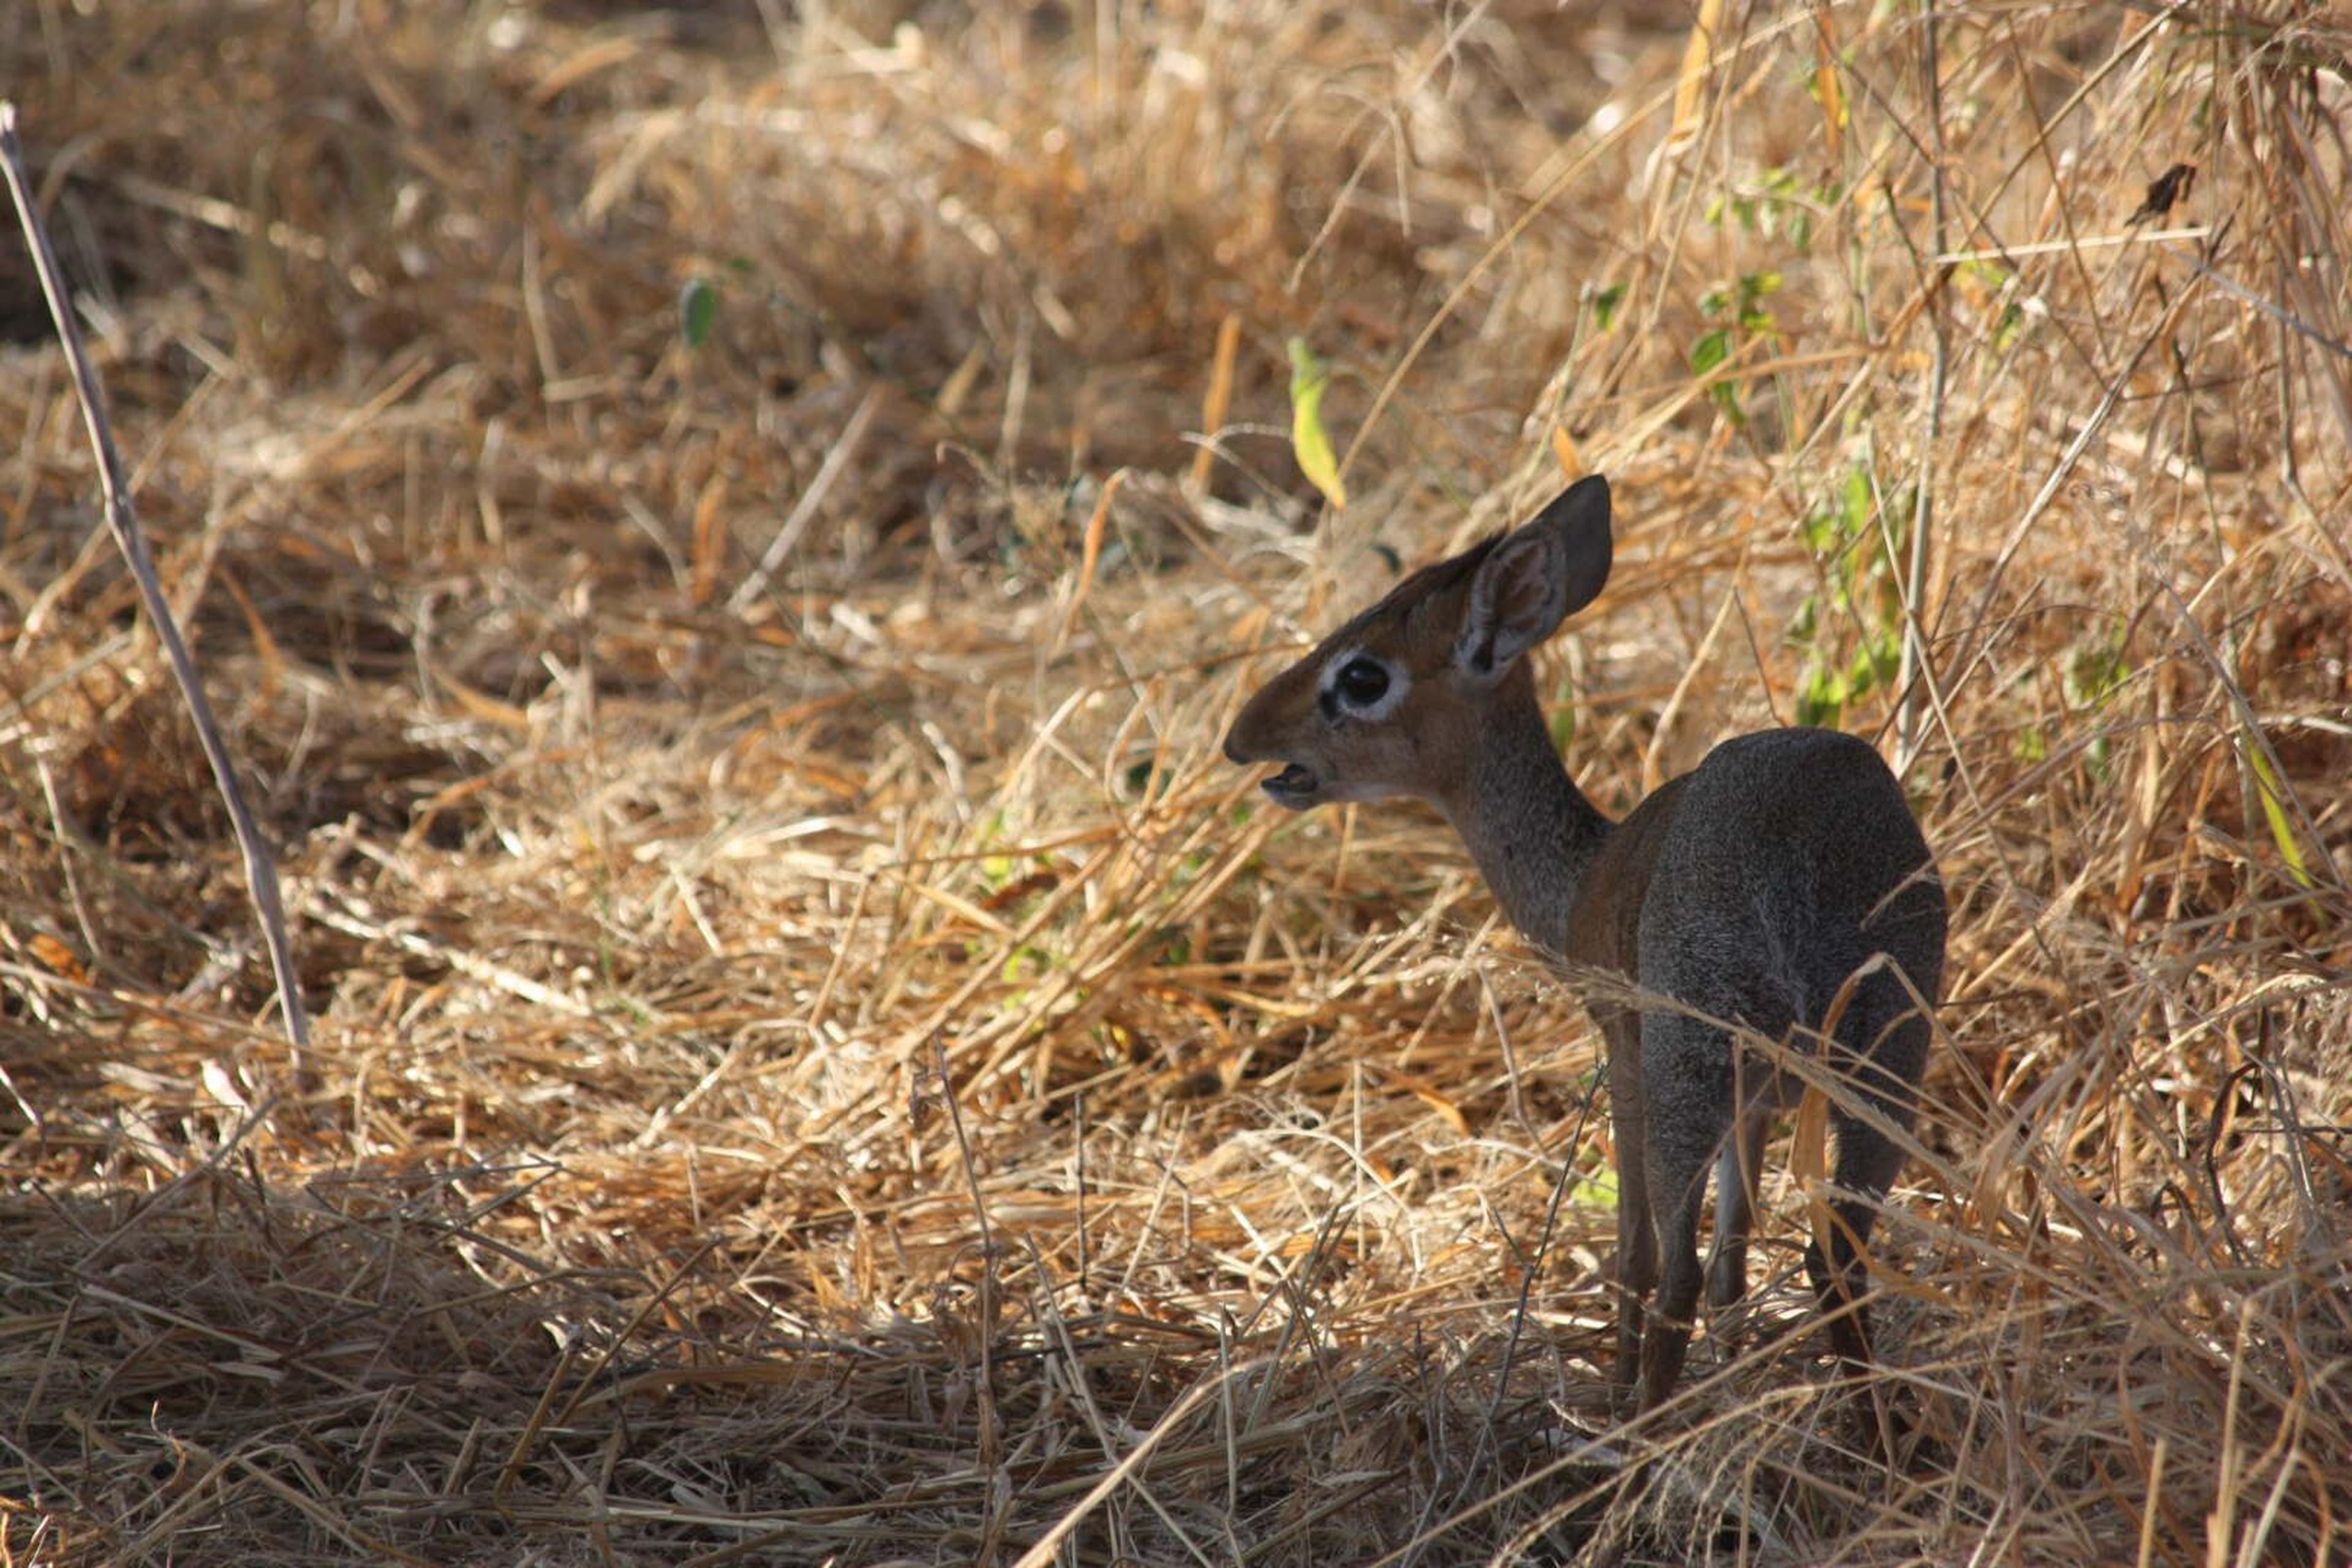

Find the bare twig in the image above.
[{"left": 0, "top": 102, "right": 311, "bottom": 1078}]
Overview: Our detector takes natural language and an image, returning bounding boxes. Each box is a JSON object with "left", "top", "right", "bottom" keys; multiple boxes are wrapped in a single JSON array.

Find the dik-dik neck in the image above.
[{"left": 1433, "top": 673, "right": 1615, "bottom": 957}]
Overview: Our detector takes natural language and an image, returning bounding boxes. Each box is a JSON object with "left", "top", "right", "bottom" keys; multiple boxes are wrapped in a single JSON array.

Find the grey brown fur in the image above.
[{"left": 1223, "top": 474, "right": 1947, "bottom": 1411}]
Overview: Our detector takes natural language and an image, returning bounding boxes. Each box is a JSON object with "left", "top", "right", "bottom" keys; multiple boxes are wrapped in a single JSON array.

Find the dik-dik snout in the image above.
[
  {"left": 1219, "top": 597, "right": 1455, "bottom": 812},
  {"left": 1223, "top": 471, "right": 1945, "bottom": 1426}
]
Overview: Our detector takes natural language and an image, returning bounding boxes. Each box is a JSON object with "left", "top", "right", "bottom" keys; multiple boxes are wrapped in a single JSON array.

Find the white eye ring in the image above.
[{"left": 1320, "top": 647, "right": 1408, "bottom": 720}]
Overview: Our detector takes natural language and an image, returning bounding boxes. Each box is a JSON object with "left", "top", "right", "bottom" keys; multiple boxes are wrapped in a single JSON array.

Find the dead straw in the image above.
[{"left": 1, "top": 1, "right": 2348, "bottom": 1564}]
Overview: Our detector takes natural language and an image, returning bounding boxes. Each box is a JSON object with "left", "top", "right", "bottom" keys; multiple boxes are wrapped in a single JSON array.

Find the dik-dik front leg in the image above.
[{"left": 1600, "top": 1009, "right": 1653, "bottom": 1406}]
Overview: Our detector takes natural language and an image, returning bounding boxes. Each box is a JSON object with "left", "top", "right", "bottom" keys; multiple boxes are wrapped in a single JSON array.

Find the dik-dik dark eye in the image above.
[{"left": 1333, "top": 657, "right": 1390, "bottom": 708}]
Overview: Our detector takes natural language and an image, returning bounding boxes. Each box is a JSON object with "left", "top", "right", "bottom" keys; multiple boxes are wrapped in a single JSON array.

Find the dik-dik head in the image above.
[{"left": 1224, "top": 475, "right": 1613, "bottom": 812}]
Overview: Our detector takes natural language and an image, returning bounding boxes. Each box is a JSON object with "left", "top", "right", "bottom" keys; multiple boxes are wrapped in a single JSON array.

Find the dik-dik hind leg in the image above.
[
  {"left": 1704, "top": 1090, "right": 1777, "bottom": 1317},
  {"left": 1804, "top": 1115, "right": 1909, "bottom": 1375},
  {"left": 1807, "top": 991, "right": 1930, "bottom": 1377}
]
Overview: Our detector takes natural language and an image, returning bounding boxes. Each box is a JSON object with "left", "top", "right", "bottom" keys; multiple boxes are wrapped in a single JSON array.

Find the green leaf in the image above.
[
  {"left": 1690, "top": 326, "right": 1733, "bottom": 375},
  {"left": 2241, "top": 733, "right": 2315, "bottom": 888},
  {"left": 679, "top": 277, "right": 718, "bottom": 350},
  {"left": 1839, "top": 465, "right": 1874, "bottom": 541},
  {"left": 1548, "top": 676, "right": 1578, "bottom": 752},
  {"left": 1123, "top": 758, "right": 1164, "bottom": 798},
  {"left": 1849, "top": 631, "right": 1899, "bottom": 698},
  {"left": 1592, "top": 282, "right": 1627, "bottom": 331},
  {"left": 1993, "top": 300, "right": 2026, "bottom": 353},
  {"left": 1286, "top": 337, "right": 1348, "bottom": 511},
  {"left": 2065, "top": 628, "right": 2131, "bottom": 709},
  {"left": 1691, "top": 328, "right": 1743, "bottom": 423}
]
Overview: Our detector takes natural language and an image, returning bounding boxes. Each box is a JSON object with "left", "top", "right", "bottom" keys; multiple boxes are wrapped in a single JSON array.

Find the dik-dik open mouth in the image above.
[{"left": 1259, "top": 763, "right": 1319, "bottom": 809}]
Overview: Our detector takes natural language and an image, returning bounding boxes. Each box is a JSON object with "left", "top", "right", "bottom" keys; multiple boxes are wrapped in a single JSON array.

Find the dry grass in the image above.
[{"left": 3, "top": 1, "right": 2350, "bottom": 1562}]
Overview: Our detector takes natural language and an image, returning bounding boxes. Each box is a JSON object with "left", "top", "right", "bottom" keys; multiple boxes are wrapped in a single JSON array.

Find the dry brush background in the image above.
[{"left": 2, "top": 1, "right": 2350, "bottom": 1563}]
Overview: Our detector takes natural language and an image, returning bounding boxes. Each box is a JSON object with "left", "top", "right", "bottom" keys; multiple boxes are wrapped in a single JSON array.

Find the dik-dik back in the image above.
[{"left": 1225, "top": 474, "right": 1946, "bottom": 1414}]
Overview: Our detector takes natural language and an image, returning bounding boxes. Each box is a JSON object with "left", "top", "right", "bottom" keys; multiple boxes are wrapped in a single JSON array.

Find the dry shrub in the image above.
[{"left": 2, "top": 0, "right": 2349, "bottom": 1562}]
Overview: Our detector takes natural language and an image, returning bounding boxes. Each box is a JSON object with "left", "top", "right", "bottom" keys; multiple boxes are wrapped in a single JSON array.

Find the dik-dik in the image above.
[{"left": 1223, "top": 475, "right": 1946, "bottom": 1412}]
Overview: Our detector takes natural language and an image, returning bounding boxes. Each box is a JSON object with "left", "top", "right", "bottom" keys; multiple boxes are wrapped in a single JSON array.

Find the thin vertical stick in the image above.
[
  {"left": 1897, "top": 1, "right": 1948, "bottom": 775},
  {"left": 0, "top": 104, "right": 312, "bottom": 1073}
]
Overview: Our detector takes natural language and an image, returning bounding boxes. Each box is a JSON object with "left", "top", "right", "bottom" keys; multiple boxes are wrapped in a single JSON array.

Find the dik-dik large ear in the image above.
[{"left": 1454, "top": 474, "right": 1613, "bottom": 683}]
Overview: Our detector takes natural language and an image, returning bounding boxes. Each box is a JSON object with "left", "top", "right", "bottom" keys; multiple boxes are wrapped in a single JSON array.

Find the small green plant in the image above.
[
  {"left": 1788, "top": 464, "right": 1909, "bottom": 728},
  {"left": 1689, "top": 271, "right": 1782, "bottom": 425},
  {"left": 1590, "top": 281, "right": 1629, "bottom": 331},
  {"left": 1956, "top": 257, "right": 2035, "bottom": 355},
  {"left": 1123, "top": 756, "right": 1167, "bottom": 799},
  {"left": 1992, "top": 299, "right": 2028, "bottom": 353},
  {"left": 1706, "top": 165, "right": 1840, "bottom": 252},
  {"left": 976, "top": 809, "right": 1020, "bottom": 894},
  {"left": 679, "top": 276, "right": 718, "bottom": 350},
  {"left": 1570, "top": 1159, "right": 1619, "bottom": 1212},
  {"left": 2065, "top": 619, "right": 2132, "bottom": 779},
  {"left": 1000, "top": 943, "right": 1049, "bottom": 986}
]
